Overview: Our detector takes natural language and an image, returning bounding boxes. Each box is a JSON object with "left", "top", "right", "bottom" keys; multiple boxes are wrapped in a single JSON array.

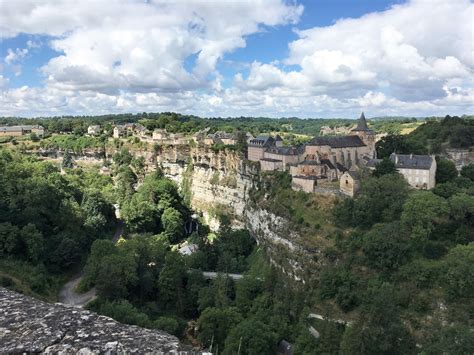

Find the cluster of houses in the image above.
[
  {"left": 248, "top": 113, "right": 437, "bottom": 196},
  {"left": 0, "top": 125, "right": 45, "bottom": 138},
  {"left": 1, "top": 114, "right": 437, "bottom": 195}
]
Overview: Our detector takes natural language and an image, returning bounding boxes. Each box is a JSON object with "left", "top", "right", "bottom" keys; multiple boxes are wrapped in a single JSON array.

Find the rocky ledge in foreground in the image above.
[{"left": 0, "top": 287, "right": 181, "bottom": 354}]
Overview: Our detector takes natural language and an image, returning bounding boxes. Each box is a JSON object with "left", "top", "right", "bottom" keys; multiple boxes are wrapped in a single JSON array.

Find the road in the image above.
[
  {"left": 200, "top": 271, "right": 244, "bottom": 280},
  {"left": 58, "top": 219, "right": 124, "bottom": 307}
]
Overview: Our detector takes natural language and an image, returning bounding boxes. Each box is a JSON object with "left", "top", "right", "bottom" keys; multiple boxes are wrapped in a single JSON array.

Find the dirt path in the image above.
[
  {"left": 58, "top": 219, "right": 124, "bottom": 307},
  {"left": 58, "top": 274, "right": 97, "bottom": 307}
]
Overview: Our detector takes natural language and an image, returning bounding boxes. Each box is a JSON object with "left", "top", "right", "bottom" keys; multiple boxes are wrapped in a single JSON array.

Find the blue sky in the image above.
[{"left": 0, "top": 0, "right": 472, "bottom": 118}]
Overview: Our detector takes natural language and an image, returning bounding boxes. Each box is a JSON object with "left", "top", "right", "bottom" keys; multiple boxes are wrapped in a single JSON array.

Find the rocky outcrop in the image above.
[
  {"left": 158, "top": 145, "right": 324, "bottom": 280},
  {"left": 0, "top": 287, "right": 181, "bottom": 354}
]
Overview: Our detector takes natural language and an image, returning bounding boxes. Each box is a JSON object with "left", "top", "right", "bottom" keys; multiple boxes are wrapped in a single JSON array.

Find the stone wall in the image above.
[{"left": 0, "top": 287, "right": 182, "bottom": 354}]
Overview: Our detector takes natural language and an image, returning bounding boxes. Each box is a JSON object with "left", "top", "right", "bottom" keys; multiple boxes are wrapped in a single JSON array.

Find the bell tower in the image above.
[{"left": 350, "top": 112, "right": 376, "bottom": 158}]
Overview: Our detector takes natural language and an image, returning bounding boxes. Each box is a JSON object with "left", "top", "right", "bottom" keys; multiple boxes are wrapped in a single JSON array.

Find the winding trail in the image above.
[{"left": 58, "top": 219, "right": 124, "bottom": 307}]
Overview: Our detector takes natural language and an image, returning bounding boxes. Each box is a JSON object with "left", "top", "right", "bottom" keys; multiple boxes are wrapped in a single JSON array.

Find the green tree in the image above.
[
  {"left": 373, "top": 158, "right": 397, "bottom": 177},
  {"left": 62, "top": 150, "right": 74, "bottom": 169},
  {"left": 81, "top": 189, "right": 114, "bottom": 231},
  {"left": 362, "top": 222, "right": 411, "bottom": 272},
  {"left": 153, "top": 317, "right": 181, "bottom": 336},
  {"left": 96, "top": 252, "right": 138, "bottom": 300},
  {"left": 460, "top": 164, "right": 474, "bottom": 181},
  {"left": 121, "top": 194, "right": 159, "bottom": 233},
  {"left": 197, "top": 307, "right": 243, "bottom": 350},
  {"left": 81, "top": 239, "right": 117, "bottom": 289},
  {"left": 441, "top": 243, "right": 474, "bottom": 301},
  {"left": 157, "top": 252, "right": 186, "bottom": 313},
  {"left": 436, "top": 157, "right": 458, "bottom": 184},
  {"left": 0, "top": 223, "right": 20, "bottom": 256},
  {"left": 448, "top": 193, "right": 474, "bottom": 223},
  {"left": 340, "top": 284, "right": 415, "bottom": 355},
  {"left": 223, "top": 319, "right": 277, "bottom": 355},
  {"left": 20, "top": 223, "right": 44, "bottom": 262},
  {"left": 161, "top": 207, "right": 183, "bottom": 242},
  {"left": 401, "top": 191, "right": 449, "bottom": 244}
]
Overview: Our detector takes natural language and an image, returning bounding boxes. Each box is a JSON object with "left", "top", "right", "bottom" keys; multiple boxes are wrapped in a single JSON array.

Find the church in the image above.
[{"left": 303, "top": 112, "right": 376, "bottom": 169}]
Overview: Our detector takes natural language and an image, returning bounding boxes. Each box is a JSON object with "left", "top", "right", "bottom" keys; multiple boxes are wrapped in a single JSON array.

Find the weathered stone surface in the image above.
[{"left": 0, "top": 288, "right": 181, "bottom": 354}]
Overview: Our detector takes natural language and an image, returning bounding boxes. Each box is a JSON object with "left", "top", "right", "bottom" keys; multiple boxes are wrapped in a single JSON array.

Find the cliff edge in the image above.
[{"left": 0, "top": 287, "right": 181, "bottom": 354}]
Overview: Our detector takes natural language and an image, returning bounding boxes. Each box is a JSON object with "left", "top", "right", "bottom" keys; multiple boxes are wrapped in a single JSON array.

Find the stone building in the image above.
[
  {"left": 291, "top": 175, "right": 317, "bottom": 193},
  {"left": 260, "top": 158, "right": 284, "bottom": 171},
  {"left": 263, "top": 146, "right": 301, "bottom": 166},
  {"left": 340, "top": 170, "right": 361, "bottom": 197},
  {"left": 390, "top": 153, "right": 437, "bottom": 189},
  {"left": 304, "top": 113, "right": 375, "bottom": 170},
  {"left": 87, "top": 125, "right": 101, "bottom": 136},
  {"left": 0, "top": 125, "right": 45, "bottom": 137},
  {"left": 248, "top": 135, "right": 276, "bottom": 161}
]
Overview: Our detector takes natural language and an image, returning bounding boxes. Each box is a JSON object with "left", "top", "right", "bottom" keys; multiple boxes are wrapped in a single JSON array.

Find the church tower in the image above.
[{"left": 350, "top": 112, "right": 376, "bottom": 158}]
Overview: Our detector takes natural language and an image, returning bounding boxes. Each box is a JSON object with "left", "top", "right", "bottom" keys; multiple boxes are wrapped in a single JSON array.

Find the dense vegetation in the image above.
[
  {"left": 329, "top": 168, "right": 473, "bottom": 353},
  {"left": 4, "top": 112, "right": 469, "bottom": 139},
  {"left": 1, "top": 113, "right": 473, "bottom": 353},
  {"left": 0, "top": 149, "right": 116, "bottom": 298},
  {"left": 377, "top": 115, "right": 474, "bottom": 157}
]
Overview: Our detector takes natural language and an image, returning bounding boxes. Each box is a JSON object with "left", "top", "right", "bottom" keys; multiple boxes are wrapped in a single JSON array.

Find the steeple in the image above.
[{"left": 351, "top": 112, "right": 372, "bottom": 132}]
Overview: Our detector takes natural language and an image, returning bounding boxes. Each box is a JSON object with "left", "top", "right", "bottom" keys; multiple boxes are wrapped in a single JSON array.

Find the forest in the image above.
[{"left": 0, "top": 115, "right": 473, "bottom": 354}]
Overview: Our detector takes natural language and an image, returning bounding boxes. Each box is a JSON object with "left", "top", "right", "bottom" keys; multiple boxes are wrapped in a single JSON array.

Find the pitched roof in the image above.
[
  {"left": 260, "top": 158, "right": 283, "bottom": 163},
  {"left": 320, "top": 158, "right": 336, "bottom": 170},
  {"left": 0, "top": 125, "right": 43, "bottom": 132},
  {"left": 265, "top": 146, "right": 300, "bottom": 155},
  {"left": 351, "top": 112, "right": 373, "bottom": 132},
  {"left": 390, "top": 153, "right": 434, "bottom": 170},
  {"left": 346, "top": 170, "right": 360, "bottom": 179},
  {"left": 248, "top": 135, "right": 275, "bottom": 147},
  {"left": 309, "top": 135, "right": 366, "bottom": 148}
]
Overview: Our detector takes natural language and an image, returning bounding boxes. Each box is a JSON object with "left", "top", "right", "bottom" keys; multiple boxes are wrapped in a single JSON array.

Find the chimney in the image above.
[
  {"left": 395, "top": 154, "right": 399, "bottom": 165},
  {"left": 410, "top": 153, "right": 413, "bottom": 159}
]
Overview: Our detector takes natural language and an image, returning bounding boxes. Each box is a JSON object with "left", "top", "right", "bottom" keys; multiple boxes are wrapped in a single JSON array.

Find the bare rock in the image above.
[{"left": 0, "top": 287, "right": 182, "bottom": 354}]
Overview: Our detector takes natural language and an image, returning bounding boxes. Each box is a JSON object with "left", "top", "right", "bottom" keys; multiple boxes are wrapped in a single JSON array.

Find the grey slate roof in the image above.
[
  {"left": 351, "top": 112, "right": 373, "bottom": 132},
  {"left": 346, "top": 170, "right": 360, "bottom": 179},
  {"left": 390, "top": 153, "right": 434, "bottom": 170},
  {"left": 0, "top": 125, "right": 43, "bottom": 132},
  {"left": 249, "top": 135, "right": 275, "bottom": 147},
  {"left": 265, "top": 146, "right": 300, "bottom": 155},
  {"left": 309, "top": 135, "right": 366, "bottom": 148},
  {"left": 261, "top": 158, "right": 283, "bottom": 163},
  {"left": 320, "top": 158, "right": 336, "bottom": 170}
]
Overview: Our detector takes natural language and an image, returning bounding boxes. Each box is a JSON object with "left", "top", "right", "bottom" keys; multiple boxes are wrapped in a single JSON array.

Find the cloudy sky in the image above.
[{"left": 0, "top": 0, "right": 472, "bottom": 118}]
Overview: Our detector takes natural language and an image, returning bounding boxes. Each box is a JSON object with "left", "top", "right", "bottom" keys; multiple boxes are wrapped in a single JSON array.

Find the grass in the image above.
[{"left": 251, "top": 171, "right": 337, "bottom": 250}]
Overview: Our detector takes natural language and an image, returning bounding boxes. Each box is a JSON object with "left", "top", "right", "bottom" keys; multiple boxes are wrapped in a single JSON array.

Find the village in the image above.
[{"left": 0, "top": 113, "right": 438, "bottom": 197}]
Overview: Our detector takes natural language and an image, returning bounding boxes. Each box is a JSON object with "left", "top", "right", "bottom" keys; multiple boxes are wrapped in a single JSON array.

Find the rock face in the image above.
[
  {"left": 158, "top": 146, "right": 323, "bottom": 280},
  {"left": 0, "top": 287, "right": 181, "bottom": 354}
]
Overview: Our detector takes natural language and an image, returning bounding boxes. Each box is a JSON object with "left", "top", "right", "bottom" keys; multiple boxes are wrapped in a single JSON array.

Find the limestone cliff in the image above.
[
  {"left": 158, "top": 145, "right": 324, "bottom": 280},
  {"left": 0, "top": 287, "right": 181, "bottom": 354}
]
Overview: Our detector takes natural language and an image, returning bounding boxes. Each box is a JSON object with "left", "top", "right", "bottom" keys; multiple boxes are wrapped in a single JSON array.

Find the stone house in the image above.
[
  {"left": 291, "top": 158, "right": 339, "bottom": 181},
  {"left": 0, "top": 125, "right": 45, "bottom": 137},
  {"left": 263, "top": 146, "right": 301, "bottom": 166},
  {"left": 114, "top": 123, "right": 148, "bottom": 139},
  {"left": 292, "top": 175, "right": 317, "bottom": 193},
  {"left": 248, "top": 135, "right": 276, "bottom": 161},
  {"left": 152, "top": 129, "right": 168, "bottom": 141},
  {"left": 390, "top": 153, "right": 437, "bottom": 189},
  {"left": 87, "top": 125, "right": 101, "bottom": 136},
  {"left": 340, "top": 170, "right": 361, "bottom": 197},
  {"left": 260, "top": 158, "right": 284, "bottom": 171}
]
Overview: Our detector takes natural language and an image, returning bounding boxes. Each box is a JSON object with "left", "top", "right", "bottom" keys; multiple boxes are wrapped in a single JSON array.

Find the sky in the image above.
[{"left": 0, "top": 0, "right": 472, "bottom": 118}]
